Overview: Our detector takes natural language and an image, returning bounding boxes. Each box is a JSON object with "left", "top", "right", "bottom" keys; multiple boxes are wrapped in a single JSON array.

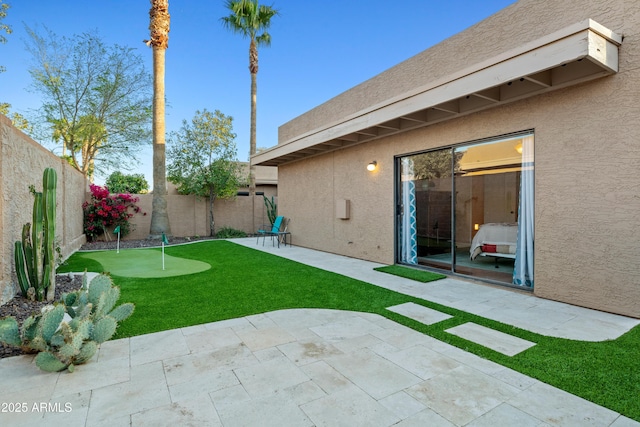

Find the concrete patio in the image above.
[{"left": 0, "top": 238, "right": 638, "bottom": 426}]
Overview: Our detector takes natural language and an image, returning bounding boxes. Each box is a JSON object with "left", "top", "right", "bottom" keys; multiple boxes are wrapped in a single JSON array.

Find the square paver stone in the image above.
[
  {"left": 301, "top": 384, "right": 400, "bottom": 427},
  {"left": 386, "top": 302, "right": 452, "bottom": 325},
  {"left": 445, "top": 322, "right": 535, "bottom": 356}
]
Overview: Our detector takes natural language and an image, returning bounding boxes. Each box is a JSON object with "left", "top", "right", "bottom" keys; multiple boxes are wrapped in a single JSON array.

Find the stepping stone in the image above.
[
  {"left": 445, "top": 323, "right": 536, "bottom": 356},
  {"left": 386, "top": 302, "right": 452, "bottom": 325}
]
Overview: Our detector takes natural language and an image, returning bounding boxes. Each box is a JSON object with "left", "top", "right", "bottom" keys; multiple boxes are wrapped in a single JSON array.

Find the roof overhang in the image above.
[{"left": 254, "top": 19, "right": 622, "bottom": 167}]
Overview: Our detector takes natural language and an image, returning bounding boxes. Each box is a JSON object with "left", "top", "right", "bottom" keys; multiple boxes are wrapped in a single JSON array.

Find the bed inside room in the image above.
[{"left": 469, "top": 222, "right": 517, "bottom": 265}]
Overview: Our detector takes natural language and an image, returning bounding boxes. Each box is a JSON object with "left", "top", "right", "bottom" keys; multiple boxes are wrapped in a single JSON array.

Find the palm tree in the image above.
[
  {"left": 147, "top": 0, "right": 171, "bottom": 238},
  {"left": 221, "top": 0, "right": 279, "bottom": 230}
]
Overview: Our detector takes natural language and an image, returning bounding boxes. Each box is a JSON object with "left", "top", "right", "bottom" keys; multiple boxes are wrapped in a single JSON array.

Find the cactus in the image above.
[
  {"left": 0, "top": 273, "right": 134, "bottom": 373},
  {"left": 42, "top": 167, "right": 57, "bottom": 301},
  {"left": 40, "top": 305, "right": 65, "bottom": 343},
  {"left": 0, "top": 317, "right": 21, "bottom": 347},
  {"left": 108, "top": 303, "right": 135, "bottom": 322},
  {"left": 263, "top": 195, "right": 277, "bottom": 226},
  {"left": 13, "top": 241, "right": 30, "bottom": 297},
  {"left": 87, "top": 275, "right": 113, "bottom": 305},
  {"left": 13, "top": 168, "right": 58, "bottom": 301},
  {"left": 92, "top": 317, "right": 117, "bottom": 343},
  {"left": 20, "top": 316, "right": 38, "bottom": 343},
  {"left": 35, "top": 351, "right": 67, "bottom": 373},
  {"left": 76, "top": 341, "right": 98, "bottom": 364}
]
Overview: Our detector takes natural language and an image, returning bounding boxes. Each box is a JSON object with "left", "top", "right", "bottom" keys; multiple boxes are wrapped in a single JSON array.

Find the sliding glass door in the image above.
[
  {"left": 397, "top": 133, "right": 534, "bottom": 287},
  {"left": 398, "top": 150, "right": 454, "bottom": 270}
]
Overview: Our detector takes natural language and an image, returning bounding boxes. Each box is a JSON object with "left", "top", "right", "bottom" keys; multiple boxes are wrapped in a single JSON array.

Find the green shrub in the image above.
[
  {"left": 216, "top": 227, "right": 247, "bottom": 238},
  {"left": 105, "top": 171, "right": 149, "bottom": 194}
]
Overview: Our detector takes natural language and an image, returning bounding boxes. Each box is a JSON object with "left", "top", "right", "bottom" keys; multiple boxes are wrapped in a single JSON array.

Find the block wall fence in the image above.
[{"left": 0, "top": 114, "right": 87, "bottom": 304}]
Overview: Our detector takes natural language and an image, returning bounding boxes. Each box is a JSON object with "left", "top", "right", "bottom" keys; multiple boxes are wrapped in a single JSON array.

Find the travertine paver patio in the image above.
[
  {"left": 446, "top": 322, "right": 537, "bottom": 356},
  {"left": 386, "top": 302, "right": 453, "bottom": 325},
  {"left": 1, "top": 309, "right": 637, "bottom": 426},
  {"left": 0, "top": 238, "right": 638, "bottom": 426}
]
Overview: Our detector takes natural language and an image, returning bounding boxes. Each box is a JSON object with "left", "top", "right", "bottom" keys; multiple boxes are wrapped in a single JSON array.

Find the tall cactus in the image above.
[
  {"left": 14, "top": 168, "right": 58, "bottom": 301},
  {"left": 263, "top": 195, "right": 277, "bottom": 226},
  {"left": 42, "top": 168, "right": 57, "bottom": 301}
]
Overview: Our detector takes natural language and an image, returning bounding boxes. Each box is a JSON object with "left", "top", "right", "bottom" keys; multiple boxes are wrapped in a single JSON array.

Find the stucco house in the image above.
[{"left": 253, "top": 0, "right": 640, "bottom": 318}]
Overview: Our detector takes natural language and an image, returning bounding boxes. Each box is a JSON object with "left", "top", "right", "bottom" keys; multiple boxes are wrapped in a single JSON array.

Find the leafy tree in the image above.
[
  {"left": 0, "top": 2, "right": 10, "bottom": 66},
  {"left": 221, "top": 0, "right": 279, "bottom": 212},
  {"left": 0, "top": 0, "right": 9, "bottom": 115},
  {"left": 24, "top": 26, "right": 152, "bottom": 180},
  {"left": 105, "top": 171, "right": 149, "bottom": 194},
  {"left": 0, "top": 103, "right": 31, "bottom": 132},
  {"left": 147, "top": 0, "right": 172, "bottom": 238},
  {"left": 0, "top": 2, "right": 29, "bottom": 131},
  {"left": 167, "top": 109, "right": 242, "bottom": 237},
  {"left": 412, "top": 150, "right": 463, "bottom": 181}
]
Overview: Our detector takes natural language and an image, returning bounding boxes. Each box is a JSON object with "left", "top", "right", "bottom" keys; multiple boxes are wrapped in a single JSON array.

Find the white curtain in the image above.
[
  {"left": 401, "top": 158, "right": 418, "bottom": 264},
  {"left": 513, "top": 135, "right": 534, "bottom": 287}
]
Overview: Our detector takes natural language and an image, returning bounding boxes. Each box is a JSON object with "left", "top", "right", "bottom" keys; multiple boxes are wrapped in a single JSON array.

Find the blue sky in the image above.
[{"left": 0, "top": 0, "right": 515, "bottom": 186}]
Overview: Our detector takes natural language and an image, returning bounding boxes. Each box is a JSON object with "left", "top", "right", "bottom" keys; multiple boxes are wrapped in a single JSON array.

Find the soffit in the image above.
[{"left": 254, "top": 19, "right": 622, "bottom": 167}]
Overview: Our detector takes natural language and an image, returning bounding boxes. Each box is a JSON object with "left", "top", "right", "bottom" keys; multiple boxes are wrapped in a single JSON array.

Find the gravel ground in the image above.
[
  {"left": 0, "top": 237, "right": 216, "bottom": 359},
  {"left": 0, "top": 274, "right": 84, "bottom": 359},
  {"left": 79, "top": 235, "right": 216, "bottom": 251}
]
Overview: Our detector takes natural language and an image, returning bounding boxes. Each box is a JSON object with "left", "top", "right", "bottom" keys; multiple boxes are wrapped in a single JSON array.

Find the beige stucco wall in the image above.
[
  {"left": 276, "top": 0, "right": 640, "bottom": 318},
  {"left": 119, "top": 184, "right": 278, "bottom": 240},
  {"left": 0, "top": 115, "right": 87, "bottom": 305}
]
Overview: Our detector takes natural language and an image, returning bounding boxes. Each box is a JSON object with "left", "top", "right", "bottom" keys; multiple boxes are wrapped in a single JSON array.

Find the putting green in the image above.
[{"left": 81, "top": 249, "right": 211, "bottom": 278}]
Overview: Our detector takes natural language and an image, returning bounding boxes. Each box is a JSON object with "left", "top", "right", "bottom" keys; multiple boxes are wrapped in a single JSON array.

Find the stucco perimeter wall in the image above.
[
  {"left": 0, "top": 115, "right": 87, "bottom": 305},
  {"left": 122, "top": 186, "right": 278, "bottom": 240},
  {"left": 277, "top": 0, "right": 640, "bottom": 318}
]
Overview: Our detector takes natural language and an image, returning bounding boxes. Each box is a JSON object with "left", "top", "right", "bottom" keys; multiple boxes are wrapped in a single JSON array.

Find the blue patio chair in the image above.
[
  {"left": 256, "top": 216, "right": 284, "bottom": 246},
  {"left": 274, "top": 218, "right": 291, "bottom": 248}
]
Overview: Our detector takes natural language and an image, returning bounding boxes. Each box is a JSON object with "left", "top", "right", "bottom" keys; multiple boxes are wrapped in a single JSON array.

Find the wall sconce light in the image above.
[
  {"left": 474, "top": 223, "right": 480, "bottom": 231},
  {"left": 515, "top": 142, "right": 523, "bottom": 154},
  {"left": 367, "top": 161, "right": 377, "bottom": 171}
]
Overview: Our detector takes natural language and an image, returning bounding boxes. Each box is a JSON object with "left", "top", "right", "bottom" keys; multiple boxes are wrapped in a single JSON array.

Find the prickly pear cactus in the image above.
[
  {"left": 92, "top": 317, "right": 117, "bottom": 343},
  {"left": 0, "top": 317, "right": 21, "bottom": 347},
  {"left": 0, "top": 273, "right": 134, "bottom": 373},
  {"left": 35, "top": 351, "right": 67, "bottom": 372}
]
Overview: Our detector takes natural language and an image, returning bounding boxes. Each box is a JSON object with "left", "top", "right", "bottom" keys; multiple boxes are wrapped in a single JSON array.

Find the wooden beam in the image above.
[
  {"left": 377, "top": 119, "right": 401, "bottom": 130},
  {"left": 524, "top": 70, "right": 552, "bottom": 87},
  {"left": 400, "top": 110, "right": 428, "bottom": 123},
  {"left": 432, "top": 99, "right": 459, "bottom": 114},
  {"left": 472, "top": 87, "right": 501, "bottom": 102},
  {"left": 356, "top": 128, "right": 378, "bottom": 137}
]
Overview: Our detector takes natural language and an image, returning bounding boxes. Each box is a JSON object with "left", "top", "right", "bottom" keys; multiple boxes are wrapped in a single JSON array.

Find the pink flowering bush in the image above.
[{"left": 83, "top": 184, "right": 146, "bottom": 241}]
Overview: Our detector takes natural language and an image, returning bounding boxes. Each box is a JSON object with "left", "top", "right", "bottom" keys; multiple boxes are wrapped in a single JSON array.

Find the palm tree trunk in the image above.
[
  {"left": 148, "top": 0, "right": 171, "bottom": 238},
  {"left": 249, "top": 38, "right": 258, "bottom": 233},
  {"left": 250, "top": 71, "right": 257, "bottom": 194},
  {"left": 149, "top": 45, "right": 171, "bottom": 238},
  {"left": 209, "top": 185, "right": 216, "bottom": 237}
]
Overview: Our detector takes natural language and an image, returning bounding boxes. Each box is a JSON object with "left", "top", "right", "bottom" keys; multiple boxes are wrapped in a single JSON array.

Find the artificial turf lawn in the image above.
[
  {"left": 81, "top": 249, "right": 210, "bottom": 278},
  {"left": 58, "top": 240, "right": 640, "bottom": 422},
  {"left": 374, "top": 264, "right": 447, "bottom": 282}
]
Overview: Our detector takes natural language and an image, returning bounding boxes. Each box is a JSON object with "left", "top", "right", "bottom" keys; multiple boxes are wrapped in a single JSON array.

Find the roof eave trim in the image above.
[{"left": 254, "top": 19, "right": 621, "bottom": 167}]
